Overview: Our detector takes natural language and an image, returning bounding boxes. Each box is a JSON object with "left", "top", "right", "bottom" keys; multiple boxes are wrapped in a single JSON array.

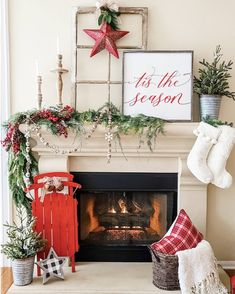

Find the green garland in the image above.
[{"left": 2, "top": 102, "right": 165, "bottom": 210}]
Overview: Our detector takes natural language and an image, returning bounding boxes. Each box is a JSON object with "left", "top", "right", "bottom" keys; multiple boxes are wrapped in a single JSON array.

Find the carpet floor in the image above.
[{"left": 8, "top": 262, "right": 230, "bottom": 294}]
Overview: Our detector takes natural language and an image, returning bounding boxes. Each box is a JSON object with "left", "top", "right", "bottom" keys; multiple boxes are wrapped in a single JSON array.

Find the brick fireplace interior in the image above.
[{"left": 72, "top": 172, "right": 177, "bottom": 262}]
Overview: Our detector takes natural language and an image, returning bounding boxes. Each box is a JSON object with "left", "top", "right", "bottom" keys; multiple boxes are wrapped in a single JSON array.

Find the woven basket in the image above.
[
  {"left": 148, "top": 246, "right": 180, "bottom": 291},
  {"left": 12, "top": 256, "right": 35, "bottom": 286}
]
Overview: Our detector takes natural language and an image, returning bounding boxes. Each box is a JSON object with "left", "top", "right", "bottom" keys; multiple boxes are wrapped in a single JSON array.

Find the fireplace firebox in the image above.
[{"left": 72, "top": 172, "right": 177, "bottom": 262}]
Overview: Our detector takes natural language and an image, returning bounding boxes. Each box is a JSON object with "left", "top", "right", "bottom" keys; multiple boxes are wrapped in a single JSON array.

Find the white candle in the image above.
[
  {"left": 57, "top": 35, "right": 61, "bottom": 55},
  {"left": 35, "top": 59, "right": 39, "bottom": 76}
]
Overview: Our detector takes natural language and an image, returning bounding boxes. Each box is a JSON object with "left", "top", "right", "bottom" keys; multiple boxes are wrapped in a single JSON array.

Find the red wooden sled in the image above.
[
  {"left": 231, "top": 275, "right": 235, "bottom": 294},
  {"left": 25, "top": 172, "right": 81, "bottom": 276}
]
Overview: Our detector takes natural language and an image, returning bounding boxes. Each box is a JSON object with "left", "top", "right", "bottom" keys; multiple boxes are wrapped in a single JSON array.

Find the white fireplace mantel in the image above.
[{"left": 21, "top": 122, "right": 207, "bottom": 235}]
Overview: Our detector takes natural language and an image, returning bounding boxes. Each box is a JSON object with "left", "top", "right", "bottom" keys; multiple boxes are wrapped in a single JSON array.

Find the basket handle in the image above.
[{"left": 147, "top": 245, "right": 160, "bottom": 263}]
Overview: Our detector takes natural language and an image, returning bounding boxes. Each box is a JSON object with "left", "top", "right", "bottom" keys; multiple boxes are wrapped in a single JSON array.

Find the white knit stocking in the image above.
[
  {"left": 207, "top": 125, "right": 235, "bottom": 188},
  {"left": 187, "top": 122, "right": 221, "bottom": 184}
]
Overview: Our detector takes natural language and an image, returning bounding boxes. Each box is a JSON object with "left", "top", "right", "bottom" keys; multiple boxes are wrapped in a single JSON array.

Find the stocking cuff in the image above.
[
  {"left": 218, "top": 125, "right": 235, "bottom": 143},
  {"left": 193, "top": 122, "right": 221, "bottom": 144}
]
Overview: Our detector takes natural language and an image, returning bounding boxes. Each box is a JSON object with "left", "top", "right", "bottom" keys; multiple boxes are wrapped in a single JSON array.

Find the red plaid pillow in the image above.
[{"left": 151, "top": 209, "right": 203, "bottom": 255}]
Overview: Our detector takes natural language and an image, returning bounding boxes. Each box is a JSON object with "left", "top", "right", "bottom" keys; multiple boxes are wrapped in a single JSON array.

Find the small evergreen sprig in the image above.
[
  {"left": 96, "top": 0, "right": 120, "bottom": 31},
  {"left": 194, "top": 45, "right": 235, "bottom": 99},
  {"left": 98, "top": 8, "right": 120, "bottom": 30},
  {"left": 1, "top": 206, "right": 46, "bottom": 260},
  {"left": 203, "top": 115, "right": 233, "bottom": 127}
]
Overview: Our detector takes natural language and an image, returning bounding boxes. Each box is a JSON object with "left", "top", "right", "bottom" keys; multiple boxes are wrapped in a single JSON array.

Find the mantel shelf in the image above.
[{"left": 20, "top": 122, "right": 198, "bottom": 156}]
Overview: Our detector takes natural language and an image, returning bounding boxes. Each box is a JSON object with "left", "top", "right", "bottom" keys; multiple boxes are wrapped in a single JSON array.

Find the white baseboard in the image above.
[{"left": 218, "top": 260, "right": 235, "bottom": 269}]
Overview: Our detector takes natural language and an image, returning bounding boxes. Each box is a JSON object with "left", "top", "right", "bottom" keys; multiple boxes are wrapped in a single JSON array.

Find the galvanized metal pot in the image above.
[
  {"left": 199, "top": 95, "right": 221, "bottom": 120},
  {"left": 12, "top": 256, "right": 35, "bottom": 286}
]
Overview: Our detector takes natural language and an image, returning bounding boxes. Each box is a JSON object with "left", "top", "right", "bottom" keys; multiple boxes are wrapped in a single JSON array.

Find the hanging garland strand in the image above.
[{"left": 1, "top": 102, "right": 165, "bottom": 209}]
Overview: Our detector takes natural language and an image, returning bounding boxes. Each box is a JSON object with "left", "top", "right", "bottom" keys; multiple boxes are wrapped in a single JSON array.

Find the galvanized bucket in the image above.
[
  {"left": 12, "top": 256, "right": 35, "bottom": 286},
  {"left": 200, "top": 95, "right": 221, "bottom": 120}
]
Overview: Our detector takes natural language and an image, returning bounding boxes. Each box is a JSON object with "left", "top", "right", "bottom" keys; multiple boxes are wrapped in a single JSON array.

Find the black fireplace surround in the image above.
[{"left": 72, "top": 172, "right": 177, "bottom": 262}]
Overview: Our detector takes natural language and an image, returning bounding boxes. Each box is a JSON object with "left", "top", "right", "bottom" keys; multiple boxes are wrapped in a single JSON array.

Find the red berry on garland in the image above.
[
  {"left": 83, "top": 22, "right": 129, "bottom": 59},
  {"left": 12, "top": 132, "right": 20, "bottom": 153},
  {"left": 56, "top": 123, "right": 68, "bottom": 138}
]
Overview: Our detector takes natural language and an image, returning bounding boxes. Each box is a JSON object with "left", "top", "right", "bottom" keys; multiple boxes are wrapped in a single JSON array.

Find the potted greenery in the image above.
[
  {"left": 194, "top": 45, "right": 235, "bottom": 120},
  {"left": 1, "top": 207, "right": 46, "bottom": 286}
]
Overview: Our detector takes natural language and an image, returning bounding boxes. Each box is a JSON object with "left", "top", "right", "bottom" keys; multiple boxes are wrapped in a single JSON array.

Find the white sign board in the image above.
[{"left": 123, "top": 51, "right": 193, "bottom": 121}]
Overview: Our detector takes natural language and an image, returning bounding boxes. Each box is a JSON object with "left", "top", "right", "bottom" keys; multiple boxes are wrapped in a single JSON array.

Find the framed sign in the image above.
[{"left": 123, "top": 51, "right": 193, "bottom": 121}]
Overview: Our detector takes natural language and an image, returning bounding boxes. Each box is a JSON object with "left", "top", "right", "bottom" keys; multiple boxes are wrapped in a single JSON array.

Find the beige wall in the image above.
[{"left": 9, "top": 0, "right": 235, "bottom": 260}]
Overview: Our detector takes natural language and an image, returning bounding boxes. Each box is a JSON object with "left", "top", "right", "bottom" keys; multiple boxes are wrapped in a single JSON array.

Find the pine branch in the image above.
[
  {"left": 194, "top": 45, "right": 235, "bottom": 99},
  {"left": 99, "top": 8, "right": 120, "bottom": 30},
  {"left": 1, "top": 206, "right": 46, "bottom": 260}
]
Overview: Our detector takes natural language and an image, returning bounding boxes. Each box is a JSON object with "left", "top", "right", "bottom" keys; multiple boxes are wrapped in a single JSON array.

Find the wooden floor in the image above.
[{"left": 1, "top": 267, "right": 13, "bottom": 294}]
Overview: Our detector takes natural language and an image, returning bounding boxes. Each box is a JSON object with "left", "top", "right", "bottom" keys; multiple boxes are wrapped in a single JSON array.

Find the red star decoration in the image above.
[{"left": 83, "top": 23, "right": 129, "bottom": 59}]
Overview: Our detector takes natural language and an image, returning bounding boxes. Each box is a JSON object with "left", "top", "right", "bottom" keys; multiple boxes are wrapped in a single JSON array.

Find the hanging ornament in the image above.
[
  {"left": 84, "top": 0, "right": 129, "bottom": 58},
  {"left": 24, "top": 114, "right": 31, "bottom": 187},
  {"left": 53, "top": 177, "right": 64, "bottom": 192},
  {"left": 84, "top": 23, "right": 129, "bottom": 58},
  {"left": 105, "top": 108, "right": 113, "bottom": 163},
  {"left": 43, "top": 177, "right": 55, "bottom": 192},
  {"left": 85, "top": 108, "right": 106, "bottom": 139}
]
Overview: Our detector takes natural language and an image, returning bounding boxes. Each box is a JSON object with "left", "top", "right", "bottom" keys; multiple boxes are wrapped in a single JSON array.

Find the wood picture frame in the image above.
[{"left": 122, "top": 50, "right": 194, "bottom": 121}]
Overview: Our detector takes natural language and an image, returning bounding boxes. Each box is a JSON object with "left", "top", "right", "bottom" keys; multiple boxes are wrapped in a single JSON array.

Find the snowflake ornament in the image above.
[{"left": 105, "top": 132, "right": 113, "bottom": 141}]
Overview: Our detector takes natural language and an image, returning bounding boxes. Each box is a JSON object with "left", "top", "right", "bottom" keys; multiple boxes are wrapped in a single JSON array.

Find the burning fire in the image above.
[
  {"left": 150, "top": 196, "right": 167, "bottom": 237},
  {"left": 108, "top": 207, "right": 117, "bottom": 214},
  {"left": 121, "top": 206, "right": 128, "bottom": 214},
  {"left": 108, "top": 198, "right": 142, "bottom": 214},
  {"left": 118, "top": 199, "right": 129, "bottom": 213},
  {"left": 86, "top": 197, "right": 99, "bottom": 232}
]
